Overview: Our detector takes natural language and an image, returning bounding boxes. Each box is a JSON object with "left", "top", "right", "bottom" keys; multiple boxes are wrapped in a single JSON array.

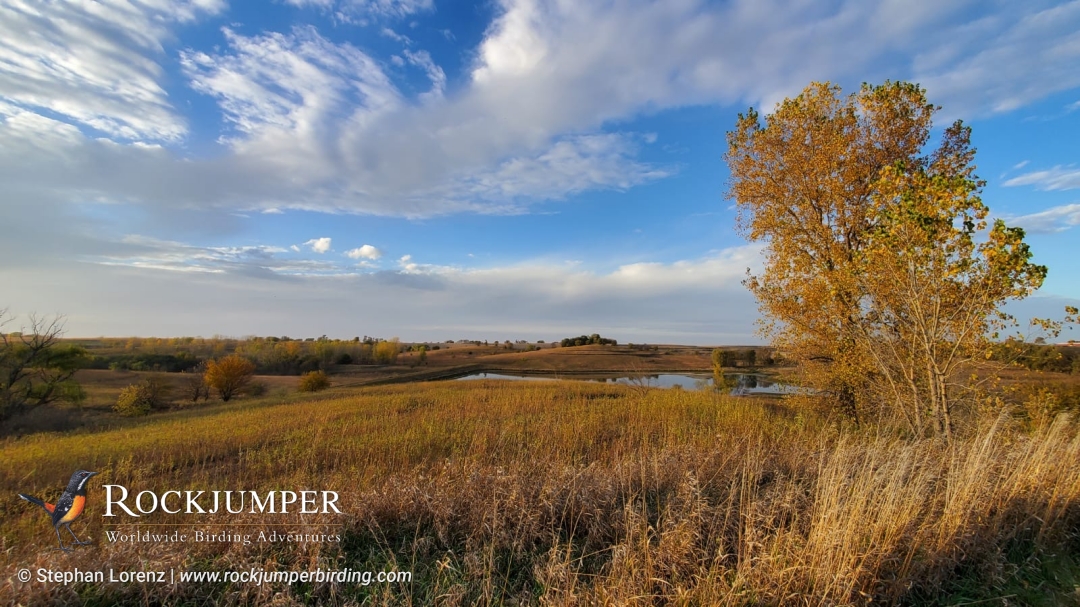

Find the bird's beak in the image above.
[{"left": 88, "top": 471, "right": 99, "bottom": 477}]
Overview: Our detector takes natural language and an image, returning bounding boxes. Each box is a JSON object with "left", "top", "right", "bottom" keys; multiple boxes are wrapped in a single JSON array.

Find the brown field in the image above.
[
  {"left": 2, "top": 341, "right": 1078, "bottom": 605},
  {"left": 2, "top": 378, "right": 1079, "bottom": 606}
]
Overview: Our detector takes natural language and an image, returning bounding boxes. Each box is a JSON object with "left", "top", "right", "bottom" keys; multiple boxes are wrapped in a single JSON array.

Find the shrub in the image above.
[
  {"left": 114, "top": 385, "right": 151, "bottom": 416},
  {"left": 298, "top": 371, "right": 331, "bottom": 392},
  {"left": 113, "top": 379, "right": 168, "bottom": 416}
]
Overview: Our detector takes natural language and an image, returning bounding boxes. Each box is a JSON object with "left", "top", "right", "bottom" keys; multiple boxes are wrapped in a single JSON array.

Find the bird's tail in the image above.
[{"left": 18, "top": 493, "right": 51, "bottom": 513}]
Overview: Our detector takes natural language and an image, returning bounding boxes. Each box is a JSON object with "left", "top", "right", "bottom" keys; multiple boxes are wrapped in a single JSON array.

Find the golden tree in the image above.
[
  {"left": 856, "top": 156, "right": 1046, "bottom": 439},
  {"left": 726, "top": 81, "right": 1048, "bottom": 434},
  {"left": 203, "top": 354, "right": 256, "bottom": 402},
  {"left": 727, "top": 81, "right": 940, "bottom": 421}
]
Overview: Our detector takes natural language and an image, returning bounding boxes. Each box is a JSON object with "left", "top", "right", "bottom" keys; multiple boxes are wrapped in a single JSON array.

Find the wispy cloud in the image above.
[
  {"left": 1003, "top": 166, "right": 1080, "bottom": 191},
  {"left": 181, "top": 26, "right": 400, "bottom": 142},
  {"left": 912, "top": 1, "right": 1080, "bottom": 117},
  {"left": 380, "top": 27, "right": 412, "bottom": 44},
  {"left": 0, "top": 0, "right": 223, "bottom": 141},
  {"left": 403, "top": 49, "right": 446, "bottom": 100},
  {"left": 1006, "top": 203, "right": 1080, "bottom": 234},
  {"left": 285, "top": 0, "right": 434, "bottom": 22},
  {"left": 94, "top": 236, "right": 334, "bottom": 277},
  {"left": 4, "top": 0, "right": 1079, "bottom": 227}
]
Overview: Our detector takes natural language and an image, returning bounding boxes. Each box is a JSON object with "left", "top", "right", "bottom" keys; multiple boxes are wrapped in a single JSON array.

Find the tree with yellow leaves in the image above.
[
  {"left": 726, "top": 81, "right": 1050, "bottom": 437},
  {"left": 203, "top": 354, "right": 256, "bottom": 402},
  {"left": 857, "top": 152, "right": 1045, "bottom": 439}
]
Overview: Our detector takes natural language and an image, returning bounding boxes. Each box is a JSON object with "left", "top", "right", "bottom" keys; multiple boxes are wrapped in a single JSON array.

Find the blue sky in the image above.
[{"left": 1, "top": 0, "right": 1078, "bottom": 344}]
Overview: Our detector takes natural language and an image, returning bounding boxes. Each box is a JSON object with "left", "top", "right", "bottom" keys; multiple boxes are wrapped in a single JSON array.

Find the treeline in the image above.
[
  {"left": 86, "top": 336, "right": 405, "bottom": 375},
  {"left": 559, "top": 334, "right": 617, "bottom": 347},
  {"left": 992, "top": 341, "right": 1080, "bottom": 374},
  {"left": 712, "top": 348, "right": 768, "bottom": 367},
  {"left": 84, "top": 352, "right": 202, "bottom": 373}
]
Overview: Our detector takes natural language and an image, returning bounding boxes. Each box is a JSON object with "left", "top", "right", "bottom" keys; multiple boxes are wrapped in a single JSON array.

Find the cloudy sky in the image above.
[{"left": 1, "top": 0, "right": 1078, "bottom": 344}]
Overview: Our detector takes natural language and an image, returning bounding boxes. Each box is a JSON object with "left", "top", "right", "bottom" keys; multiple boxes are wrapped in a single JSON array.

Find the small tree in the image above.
[
  {"left": 298, "top": 370, "right": 331, "bottom": 392},
  {"left": 204, "top": 354, "right": 255, "bottom": 402},
  {"left": 417, "top": 345, "right": 428, "bottom": 365},
  {"left": 114, "top": 384, "right": 152, "bottom": 416},
  {"left": 183, "top": 362, "right": 210, "bottom": 403},
  {"left": 711, "top": 348, "right": 731, "bottom": 369},
  {"left": 113, "top": 378, "right": 169, "bottom": 416},
  {"left": 1, "top": 310, "right": 87, "bottom": 423}
]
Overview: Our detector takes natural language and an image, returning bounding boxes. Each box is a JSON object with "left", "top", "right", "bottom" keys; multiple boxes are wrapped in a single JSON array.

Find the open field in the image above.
[
  {"left": 2, "top": 344, "right": 782, "bottom": 437},
  {"left": 3, "top": 380, "right": 1079, "bottom": 605}
]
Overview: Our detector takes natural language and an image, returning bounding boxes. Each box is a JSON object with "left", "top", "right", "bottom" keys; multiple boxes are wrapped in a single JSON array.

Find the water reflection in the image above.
[{"left": 455, "top": 372, "right": 796, "bottom": 395}]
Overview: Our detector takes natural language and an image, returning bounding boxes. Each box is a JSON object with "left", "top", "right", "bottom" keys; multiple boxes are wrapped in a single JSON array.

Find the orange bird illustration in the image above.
[{"left": 19, "top": 470, "right": 99, "bottom": 551}]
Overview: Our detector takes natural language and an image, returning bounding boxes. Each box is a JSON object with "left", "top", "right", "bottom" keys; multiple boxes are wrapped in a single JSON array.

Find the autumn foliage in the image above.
[
  {"left": 726, "top": 81, "right": 1049, "bottom": 437},
  {"left": 203, "top": 354, "right": 256, "bottom": 402},
  {"left": 298, "top": 370, "right": 330, "bottom": 392}
]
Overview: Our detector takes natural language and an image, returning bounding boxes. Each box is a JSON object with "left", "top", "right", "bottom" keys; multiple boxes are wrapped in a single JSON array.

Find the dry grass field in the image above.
[{"left": 3, "top": 380, "right": 1079, "bottom": 605}]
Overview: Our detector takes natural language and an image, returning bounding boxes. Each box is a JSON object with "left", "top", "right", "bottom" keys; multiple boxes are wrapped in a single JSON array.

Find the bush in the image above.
[
  {"left": 298, "top": 371, "right": 331, "bottom": 392},
  {"left": 113, "top": 379, "right": 168, "bottom": 416},
  {"left": 114, "top": 385, "right": 151, "bottom": 416}
]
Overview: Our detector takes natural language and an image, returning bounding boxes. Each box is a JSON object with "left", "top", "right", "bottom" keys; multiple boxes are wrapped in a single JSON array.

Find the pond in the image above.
[{"left": 454, "top": 372, "right": 797, "bottom": 396}]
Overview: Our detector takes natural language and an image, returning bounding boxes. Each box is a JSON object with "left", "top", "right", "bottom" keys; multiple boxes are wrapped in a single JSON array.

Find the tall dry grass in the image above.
[{"left": 2, "top": 381, "right": 1078, "bottom": 605}]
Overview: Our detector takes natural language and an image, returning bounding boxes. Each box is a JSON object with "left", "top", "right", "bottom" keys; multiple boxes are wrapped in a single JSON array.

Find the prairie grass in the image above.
[{"left": 2, "top": 381, "right": 1078, "bottom": 605}]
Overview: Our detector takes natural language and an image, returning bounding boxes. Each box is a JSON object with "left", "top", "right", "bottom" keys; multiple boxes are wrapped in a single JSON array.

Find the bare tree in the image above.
[
  {"left": 1, "top": 309, "right": 87, "bottom": 422},
  {"left": 183, "top": 361, "right": 211, "bottom": 403}
]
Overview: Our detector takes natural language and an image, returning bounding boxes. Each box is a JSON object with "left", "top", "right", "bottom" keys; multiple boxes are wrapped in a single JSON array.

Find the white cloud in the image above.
[
  {"left": 403, "top": 49, "right": 446, "bottom": 100},
  {"left": 1006, "top": 203, "right": 1080, "bottom": 234},
  {"left": 442, "top": 133, "right": 670, "bottom": 209},
  {"left": 3, "top": 0, "right": 1080, "bottom": 231},
  {"left": 92, "top": 236, "right": 332, "bottom": 277},
  {"left": 286, "top": 0, "right": 433, "bottom": 19},
  {"left": 0, "top": 0, "right": 223, "bottom": 141},
  {"left": 346, "top": 0, "right": 434, "bottom": 18},
  {"left": 305, "top": 237, "right": 332, "bottom": 253},
  {"left": 1013, "top": 160, "right": 1030, "bottom": 170},
  {"left": 1003, "top": 166, "right": 1080, "bottom": 191},
  {"left": 912, "top": 1, "right": 1080, "bottom": 117},
  {"left": 291, "top": 245, "right": 301, "bottom": 252},
  {"left": 6, "top": 241, "right": 765, "bottom": 343},
  {"left": 381, "top": 27, "right": 412, "bottom": 44},
  {"left": 262, "top": 208, "right": 284, "bottom": 214},
  {"left": 345, "top": 244, "right": 382, "bottom": 259},
  {"left": 181, "top": 26, "right": 400, "bottom": 143},
  {"left": 283, "top": 0, "right": 335, "bottom": 8}
]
